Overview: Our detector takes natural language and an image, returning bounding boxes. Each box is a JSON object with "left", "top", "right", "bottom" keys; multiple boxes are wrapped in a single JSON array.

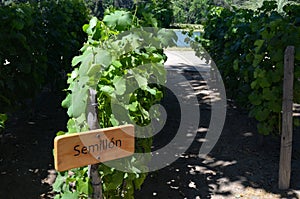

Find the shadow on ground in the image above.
[
  {"left": 0, "top": 91, "right": 68, "bottom": 199},
  {"left": 135, "top": 64, "right": 300, "bottom": 199}
]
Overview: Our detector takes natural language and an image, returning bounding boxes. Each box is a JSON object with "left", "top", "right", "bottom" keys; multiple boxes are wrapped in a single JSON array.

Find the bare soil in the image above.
[{"left": 0, "top": 50, "right": 299, "bottom": 199}]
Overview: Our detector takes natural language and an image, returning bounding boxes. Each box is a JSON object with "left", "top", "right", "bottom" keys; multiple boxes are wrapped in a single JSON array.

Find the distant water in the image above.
[{"left": 173, "top": 30, "right": 201, "bottom": 47}]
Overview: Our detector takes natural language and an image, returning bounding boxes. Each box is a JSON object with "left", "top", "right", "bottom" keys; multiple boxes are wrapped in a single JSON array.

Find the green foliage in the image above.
[
  {"left": 172, "top": 0, "right": 212, "bottom": 24},
  {"left": 53, "top": 168, "right": 91, "bottom": 199},
  {"left": 192, "top": 1, "right": 300, "bottom": 135},
  {"left": 0, "top": 0, "right": 90, "bottom": 124},
  {"left": 81, "top": 0, "right": 174, "bottom": 27},
  {"left": 0, "top": 3, "right": 47, "bottom": 113},
  {"left": 0, "top": 113, "right": 7, "bottom": 132},
  {"left": 40, "top": 0, "right": 90, "bottom": 90},
  {"left": 54, "top": 11, "right": 177, "bottom": 198},
  {"left": 146, "top": 0, "right": 174, "bottom": 27},
  {"left": 171, "top": 0, "right": 300, "bottom": 24}
]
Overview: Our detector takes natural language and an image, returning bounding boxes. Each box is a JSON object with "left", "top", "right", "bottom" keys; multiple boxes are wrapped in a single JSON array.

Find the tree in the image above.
[
  {"left": 113, "top": 0, "right": 133, "bottom": 8},
  {"left": 84, "top": 0, "right": 105, "bottom": 18},
  {"left": 85, "top": 0, "right": 174, "bottom": 27},
  {"left": 172, "top": 0, "right": 211, "bottom": 24},
  {"left": 134, "top": 0, "right": 174, "bottom": 27}
]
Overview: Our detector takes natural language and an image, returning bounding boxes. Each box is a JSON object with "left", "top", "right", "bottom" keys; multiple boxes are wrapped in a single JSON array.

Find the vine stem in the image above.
[
  {"left": 132, "top": 5, "right": 138, "bottom": 26},
  {"left": 87, "top": 88, "right": 102, "bottom": 199}
]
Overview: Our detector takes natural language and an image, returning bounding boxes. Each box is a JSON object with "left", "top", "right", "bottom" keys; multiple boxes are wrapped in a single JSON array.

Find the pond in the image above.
[{"left": 173, "top": 29, "right": 201, "bottom": 47}]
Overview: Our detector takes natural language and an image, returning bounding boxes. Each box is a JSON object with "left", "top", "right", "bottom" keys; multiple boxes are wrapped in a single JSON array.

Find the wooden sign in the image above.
[{"left": 54, "top": 124, "right": 134, "bottom": 172}]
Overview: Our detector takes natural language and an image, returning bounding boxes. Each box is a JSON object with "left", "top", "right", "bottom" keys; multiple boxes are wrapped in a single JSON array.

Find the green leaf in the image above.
[
  {"left": 113, "top": 76, "right": 126, "bottom": 95},
  {"left": 67, "top": 118, "right": 77, "bottom": 133},
  {"left": 152, "top": 63, "right": 166, "bottom": 84},
  {"left": 61, "top": 191, "right": 79, "bottom": 199},
  {"left": 53, "top": 174, "right": 64, "bottom": 192},
  {"left": 82, "top": 24, "right": 89, "bottom": 33},
  {"left": 111, "top": 60, "right": 122, "bottom": 68},
  {"left": 89, "top": 17, "right": 98, "bottom": 29},
  {"left": 72, "top": 53, "right": 94, "bottom": 86},
  {"left": 77, "top": 49, "right": 94, "bottom": 75},
  {"left": 295, "top": 47, "right": 300, "bottom": 61},
  {"left": 257, "top": 122, "right": 272, "bottom": 135},
  {"left": 94, "top": 49, "right": 112, "bottom": 68},
  {"left": 157, "top": 29, "right": 178, "bottom": 47},
  {"left": 99, "top": 165, "right": 115, "bottom": 176},
  {"left": 70, "top": 69, "right": 79, "bottom": 80},
  {"left": 248, "top": 93, "right": 261, "bottom": 105},
  {"left": 133, "top": 173, "right": 147, "bottom": 190},
  {"left": 266, "top": 100, "right": 281, "bottom": 113},
  {"left": 233, "top": 59, "right": 239, "bottom": 71},
  {"left": 270, "top": 50, "right": 283, "bottom": 62},
  {"left": 251, "top": 80, "right": 258, "bottom": 89},
  {"left": 254, "top": 107, "right": 270, "bottom": 122},
  {"left": 103, "top": 10, "right": 132, "bottom": 31},
  {"left": 77, "top": 177, "right": 89, "bottom": 195},
  {"left": 84, "top": 17, "right": 98, "bottom": 36},
  {"left": 62, "top": 94, "right": 71, "bottom": 108},
  {"left": 75, "top": 113, "right": 86, "bottom": 125},
  {"left": 72, "top": 55, "right": 84, "bottom": 67},
  {"left": 139, "top": 104, "right": 150, "bottom": 119},
  {"left": 146, "top": 87, "right": 156, "bottom": 95},
  {"left": 0, "top": 114, "right": 7, "bottom": 123},
  {"left": 100, "top": 85, "right": 114, "bottom": 95},
  {"left": 56, "top": 131, "right": 65, "bottom": 136},
  {"left": 141, "top": 12, "right": 158, "bottom": 27},
  {"left": 12, "top": 19, "right": 24, "bottom": 30},
  {"left": 271, "top": 69, "right": 282, "bottom": 83},
  {"left": 262, "top": 88, "right": 273, "bottom": 100},
  {"left": 87, "top": 64, "right": 102, "bottom": 76},
  {"left": 132, "top": 71, "right": 147, "bottom": 89},
  {"left": 54, "top": 195, "right": 61, "bottom": 199},
  {"left": 127, "top": 101, "right": 138, "bottom": 111},
  {"left": 253, "top": 54, "right": 264, "bottom": 67},
  {"left": 103, "top": 172, "right": 123, "bottom": 191},
  {"left": 110, "top": 114, "right": 119, "bottom": 126},
  {"left": 67, "top": 78, "right": 89, "bottom": 118},
  {"left": 246, "top": 53, "right": 253, "bottom": 62},
  {"left": 294, "top": 118, "right": 300, "bottom": 127},
  {"left": 254, "top": 39, "right": 264, "bottom": 53},
  {"left": 259, "top": 77, "right": 271, "bottom": 88}
]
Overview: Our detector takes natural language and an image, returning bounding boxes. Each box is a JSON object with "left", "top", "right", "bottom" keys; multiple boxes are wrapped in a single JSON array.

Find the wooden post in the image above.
[
  {"left": 279, "top": 46, "right": 294, "bottom": 190},
  {"left": 87, "top": 88, "right": 102, "bottom": 199}
]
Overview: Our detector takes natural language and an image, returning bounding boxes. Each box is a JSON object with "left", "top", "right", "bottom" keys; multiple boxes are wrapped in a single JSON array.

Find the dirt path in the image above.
[
  {"left": 0, "top": 49, "right": 299, "bottom": 199},
  {"left": 135, "top": 49, "right": 300, "bottom": 199}
]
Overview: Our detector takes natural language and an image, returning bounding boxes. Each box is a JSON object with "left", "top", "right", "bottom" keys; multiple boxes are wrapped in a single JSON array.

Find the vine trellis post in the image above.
[
  {"left": 279, "top": 46, "right": 294, "bottom": 190},
  {"left": 87, "top": 88, "right": 103, "bottom": 199}
]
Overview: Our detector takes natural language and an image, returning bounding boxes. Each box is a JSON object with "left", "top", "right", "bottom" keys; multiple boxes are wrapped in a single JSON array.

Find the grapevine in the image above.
[{"left": 53, "top": 10, "right": 177, "bottom": 198}]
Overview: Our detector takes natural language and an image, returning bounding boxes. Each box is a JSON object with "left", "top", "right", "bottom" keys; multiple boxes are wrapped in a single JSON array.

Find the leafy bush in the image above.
[
  {"left": 192, "top": 1, "right": 300, "bottom": 135},
  {"left": 0, "top": 0, "right": 89, "bottom": 116},
  {"left": 53, "top": 11, "right": 177, "bottom": 198},
  {"left": 40, "top": 0, "right": 90, "bottom": 90},
  {"left": 0, "top": 3, "right": 47, "bottom": 113}
]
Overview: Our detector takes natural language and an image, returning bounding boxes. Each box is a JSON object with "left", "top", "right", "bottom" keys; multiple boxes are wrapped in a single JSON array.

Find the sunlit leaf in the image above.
[{"left": 103, "top": 10, "right": 132, "bottom": 31}]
